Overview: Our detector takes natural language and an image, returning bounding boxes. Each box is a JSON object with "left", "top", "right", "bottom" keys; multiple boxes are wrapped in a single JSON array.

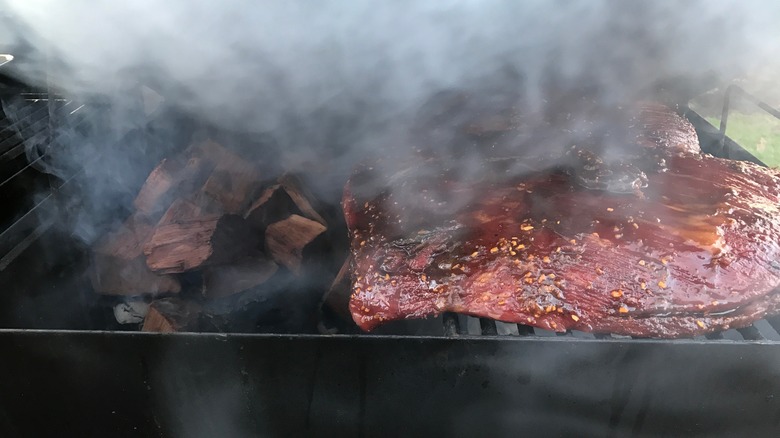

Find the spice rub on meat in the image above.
[{"left": 343, "top": 103, "right": 780, "bottom": 337}]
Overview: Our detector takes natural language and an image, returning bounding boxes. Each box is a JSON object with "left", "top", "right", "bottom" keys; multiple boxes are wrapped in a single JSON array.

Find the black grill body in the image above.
[{"left": 1, "top": 331, "right": 780, "bottom": 437}]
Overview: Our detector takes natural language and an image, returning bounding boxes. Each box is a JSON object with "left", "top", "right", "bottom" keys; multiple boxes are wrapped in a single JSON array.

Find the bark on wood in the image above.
[
  {"left": 202, "top": 256, "right": 279, "bottom": 299},
  {"left": 144, "top": 214, "right": 259, "bottom": 274},
  {"left": 90, "top": 214, "right": 181, "bottom": 296},
  {"left": 142, "top": 298, "right": 201, "bottom": 332},
  {"left": 265, "top": 214, "right": 327, "bottom": 274}
]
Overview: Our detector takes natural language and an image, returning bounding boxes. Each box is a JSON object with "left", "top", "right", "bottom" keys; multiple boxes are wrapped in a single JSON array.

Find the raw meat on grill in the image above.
[{"left": 343, "top": 103, "right": 780, "bottom": 337}]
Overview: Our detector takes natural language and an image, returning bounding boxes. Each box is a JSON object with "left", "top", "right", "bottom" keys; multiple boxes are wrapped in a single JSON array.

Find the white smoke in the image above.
[
  {"left": 4, "top": 1, "right": 778, "bottom": 123},
  {"left": 1, "top": 0, "right": 779, "bottom": 236}
]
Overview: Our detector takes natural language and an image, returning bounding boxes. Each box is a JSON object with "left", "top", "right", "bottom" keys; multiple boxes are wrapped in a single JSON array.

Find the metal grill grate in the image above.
[
  {"left": 438, "top": 311, "right": 780, "bottom": 341},
  {"left": 0, "top": 89, "right": 87, "bottom": 272}
]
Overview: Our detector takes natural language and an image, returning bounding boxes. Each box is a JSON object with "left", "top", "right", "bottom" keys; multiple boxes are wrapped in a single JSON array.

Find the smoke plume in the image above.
[{"left": 2, "top": 1, "right": 779, "bottom": 209}]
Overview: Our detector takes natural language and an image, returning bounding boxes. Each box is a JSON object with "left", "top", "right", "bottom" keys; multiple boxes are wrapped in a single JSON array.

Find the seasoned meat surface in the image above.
[{"left": 344, "top": 103, "right": 780, "bottom": 337}]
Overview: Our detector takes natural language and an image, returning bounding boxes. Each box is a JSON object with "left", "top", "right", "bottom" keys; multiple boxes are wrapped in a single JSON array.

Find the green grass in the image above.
[{"left": 705, "top": 112, "right": 780, "bottom": 167}]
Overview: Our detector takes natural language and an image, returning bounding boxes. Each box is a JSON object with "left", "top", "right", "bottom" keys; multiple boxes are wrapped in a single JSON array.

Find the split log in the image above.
[
  {"left": 133, "top": 139, "right": 233, "bottom": 216},
  {"left": 265, "top": 214, "right": 327, "bottom": 274},
  {"left": 90, "top": 214, "right": 181, "bottom": 296},
  {"left": 144, "top": 214, "right": 258, "bottom": 274},
  {"left": 156, "top": 198, "right": 207, "bottom": 226},
  {"left": 200, "top": 148, "right": 264, "bottom": 214},
  {"left": 278, "top": 174, "right": 327, "bottom": 225},
  {"left": 142, "top": 298, "right": 201, "bottom": 332},
  {"left": 243, "top": 184, "right": 298, "bottom": 230},
  {"left": 244, "top": 174, "right": 326, "bottom": 230},
  {"left": 133, "top": 157, "right": 183, "bottom": 214},
  {"left": 202, "top": 256, "right": 279, "bottom": 299},
  {"left": 133, "top": 155, "right": 214, "bottom": 216}
]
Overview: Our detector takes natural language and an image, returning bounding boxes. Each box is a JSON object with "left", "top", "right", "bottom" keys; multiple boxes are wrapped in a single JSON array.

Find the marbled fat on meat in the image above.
[{"left": 344, "top": 103, "right": 780, "bottom": 337}]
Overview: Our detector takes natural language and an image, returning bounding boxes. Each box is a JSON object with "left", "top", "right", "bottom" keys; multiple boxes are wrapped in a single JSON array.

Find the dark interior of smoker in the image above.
[{"left": 3, "top": 41, "right": 780, "bottom": 437}]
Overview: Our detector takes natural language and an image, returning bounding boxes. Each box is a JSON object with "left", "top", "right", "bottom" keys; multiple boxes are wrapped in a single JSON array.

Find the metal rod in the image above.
[
  {"left": 0, "top": 101, "right": 46, "bottom": 144},
  {"left": 0, "top": 100, "right": 71, "bottom": 160},
  {"left": 737, "top": 325, "right": 765, "bottom": 341},
  {"left": 479, "top": 318, "right": 498, "bottom": 336},
  {"left": 0, "top": 218, "right": 53, "bottom": 271},
  {"left": 718, "top": 86, "right": 732, "bottom": 136},
  {"left": 764, "top": 315, "right": 780, "bottom": 335},
  {"left": 516, "top": 324, "right": 534, "bottom": 336},
  {"left": 0, "top": 153, "right": 45, "bottom": 189},
  {"left": 442, "top": 313, "right": 460, "bottom": 337},
  {"left": 718, "top": 84, "right": 780, "bottom": 158}
]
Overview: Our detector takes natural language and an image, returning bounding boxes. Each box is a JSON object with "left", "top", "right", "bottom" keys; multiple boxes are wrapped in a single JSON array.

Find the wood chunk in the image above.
[
  {"left": 156, "top": 198, "right": 206, "bottom": 226},
  {"left": 244, "top": 184, "right": 298, "bottom": 230},
  {"left": 90, "top": 214, "right": 181, "bottom": 296},
  {"left": 201, "top": 148, "right": 263, "bottom": 214},
  {"left": 188, "top": 138, "right": 230, "bottom": 164},
  {"left": 278, "top": 174, "right": 327, "bottom": 226},
  {"left": 322, "top": 255, "right": 353, "bottom": 322},
  {"left": 133, "top": 151, "right": 216, "bottom": 216},
  {"left": 202, "top": 256, "right": 279, "bottom": 299},
  {"left": 142, "top": 298, "right": 201, "bottom": 332},
  {"left": 265, "top": 214, "right": 327, "bottom": 274},
  {"left": 133, "top": 158, "right": 182, "bottom": 214},
  {"left": 244, "top": 174, "right": 326, "bottom": 230},
  {"left": 144, "top": 215, "right": 258, "bottom": 274}
]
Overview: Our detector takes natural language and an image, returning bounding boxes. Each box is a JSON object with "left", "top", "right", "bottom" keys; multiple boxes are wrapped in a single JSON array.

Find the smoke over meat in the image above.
[{"left": 345, "top": 103, "right": 780, "bottom": 338}]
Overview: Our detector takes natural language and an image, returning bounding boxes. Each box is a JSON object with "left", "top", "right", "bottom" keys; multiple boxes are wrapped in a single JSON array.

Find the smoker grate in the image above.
[
  {"left": 0, "top": 87, "right": 91, "bottom": 271},
  {"left": 436, "top": 311, "right": 780, "bottom": 342}
]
